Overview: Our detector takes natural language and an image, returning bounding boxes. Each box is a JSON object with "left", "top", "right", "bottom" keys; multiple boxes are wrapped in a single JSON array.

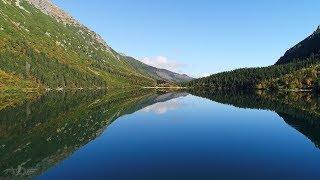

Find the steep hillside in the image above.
[
  {"left": 276, "top": 26, "right": 320, "bottom": 65},
  {"left": 189, "top": 26, "right": 320, "bottom": 91},
  {"left": 0, "top": 0, "right": 191, "bottom": 91}
]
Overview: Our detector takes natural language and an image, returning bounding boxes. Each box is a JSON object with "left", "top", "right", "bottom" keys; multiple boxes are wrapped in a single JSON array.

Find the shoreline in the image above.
[{"left": 142, "top": 86, "right": 187, "bottom": 89}]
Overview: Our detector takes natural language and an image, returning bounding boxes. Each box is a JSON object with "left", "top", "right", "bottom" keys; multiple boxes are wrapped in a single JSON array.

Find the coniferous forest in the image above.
[{"left": 188, "top": 26, "right": 320, "bottom": 92}]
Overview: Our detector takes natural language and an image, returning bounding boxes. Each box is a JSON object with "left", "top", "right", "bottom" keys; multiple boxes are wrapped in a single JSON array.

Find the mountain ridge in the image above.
[
  {"left": 276, "top": 25, "right": 320, "bottom": 65},
  {"left": 188, "top": 25, "right": 320, "bottom": 91},
  {"left": 25, "top": 0, "right": 193, "bottom": 83},
  {"left": 0, "top": 0, "right": 192, "bottom": 94},
  {"left": 26, "top": 0, "right": 112, "bottom": 51},
  {"left": 122, "top": 55, "right": 194, "bottom": 83}
]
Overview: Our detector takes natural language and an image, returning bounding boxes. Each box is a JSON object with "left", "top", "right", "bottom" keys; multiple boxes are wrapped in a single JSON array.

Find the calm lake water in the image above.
[{"left": 1, "top": 90, "right": 320, "bottom": 179}]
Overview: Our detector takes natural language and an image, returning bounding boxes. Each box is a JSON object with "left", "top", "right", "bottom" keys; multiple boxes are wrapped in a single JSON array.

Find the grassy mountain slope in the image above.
[
  {"left": 0, "top": 70, "right": 42, "bottom": 92},
  {"left": 0, "top": 70, "right": 43, "bottom": 109},
  {"left": 0, "top": 0, "right": 191, "bottom": 91}
]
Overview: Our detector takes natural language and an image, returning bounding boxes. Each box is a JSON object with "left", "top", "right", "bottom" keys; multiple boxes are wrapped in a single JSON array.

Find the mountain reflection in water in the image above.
[
  {"left": 1, "top": 89, "right": 320, "bottom": 179},
  {"left": 0, "top": 90, "right": 187, "bottom": 178},
  {"left": 191, "top": 90, "right": 320, "bottom": 149}
]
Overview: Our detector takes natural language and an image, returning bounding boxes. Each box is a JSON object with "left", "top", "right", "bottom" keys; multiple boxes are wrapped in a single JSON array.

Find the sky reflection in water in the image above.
[{"left": 1, "top": 91, "right": 320, "bottom": 179}]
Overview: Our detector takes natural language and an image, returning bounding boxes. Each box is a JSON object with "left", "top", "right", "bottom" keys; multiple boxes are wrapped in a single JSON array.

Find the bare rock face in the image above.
[
  {"left": 25, "top": 0, "right": 111, "bottom": 51},
  {"left": 26, "top": 0, "right": 78, "bottom": 25}
]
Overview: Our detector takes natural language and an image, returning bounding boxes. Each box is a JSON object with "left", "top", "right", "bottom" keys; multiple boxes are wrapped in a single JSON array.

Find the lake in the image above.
[{"left": 1, "top": 90, "right": 320, "bottom": 179}]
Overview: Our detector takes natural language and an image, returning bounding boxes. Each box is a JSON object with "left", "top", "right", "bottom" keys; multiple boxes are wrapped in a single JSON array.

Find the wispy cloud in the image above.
[
  {"left": 191, "top": 72, "right": 211, "bottom": 78},
  {"left": 139, "top": 56, "right": 184, "bottom": 72},
  {"left": 141, "top": 99, "right": 182, "bottom": 115}
]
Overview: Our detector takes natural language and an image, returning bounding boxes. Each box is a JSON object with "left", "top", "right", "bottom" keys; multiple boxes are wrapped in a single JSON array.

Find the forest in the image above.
[{"left": 187, "top": 57, "right": 320, "bottom": 92}]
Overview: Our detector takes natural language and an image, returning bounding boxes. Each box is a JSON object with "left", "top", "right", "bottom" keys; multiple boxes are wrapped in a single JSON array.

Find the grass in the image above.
[
  {"left": 0, "top": 0, "right": 157, "bottom": 91},
  {"left": 0, "top": 70, "right": 44, "bottom": 110}
]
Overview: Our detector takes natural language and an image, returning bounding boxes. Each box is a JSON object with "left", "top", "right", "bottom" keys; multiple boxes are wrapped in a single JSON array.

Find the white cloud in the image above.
[
  {"left": 141, "top": 99, "right": 182, "bottom": 115},
  {"left": 201, "top": 73, "right": 211, "bottom": 77},
  {"left": 191, "top": 72, "right": 211, "bottom": 78},
  {"left": 139, "top": 56, "right": 184, "bottom": 72}
]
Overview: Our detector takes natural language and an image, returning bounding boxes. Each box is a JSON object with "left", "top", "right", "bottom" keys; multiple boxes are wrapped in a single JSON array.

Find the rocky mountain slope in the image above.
[{"left": 0, "top": 0, "right": 192, "bottom": 92}]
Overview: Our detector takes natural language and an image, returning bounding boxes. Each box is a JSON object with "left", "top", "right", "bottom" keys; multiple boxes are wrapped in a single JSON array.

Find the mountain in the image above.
[
  {"left": 276, "top": 26, "right": 320, "bottom": 65},
  {"left": 188, "top": 26, "right": 320, "bottom": 91},
  {"left": 257, "top": 64, "right": 320, "bottom": 91},
  {"left": 0, "top": 0, "right": 192, "bottom": 93},
  {"left": 122, "top": 55, "right": 193, "bottom": 83},
  {"left": 187, "top": 60, "right": 318, "bottom": 91}
]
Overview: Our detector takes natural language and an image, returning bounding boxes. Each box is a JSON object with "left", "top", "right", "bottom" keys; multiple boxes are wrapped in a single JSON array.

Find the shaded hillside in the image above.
[{"left": 276, "top": 26, "right": 320, "bottom": 65}]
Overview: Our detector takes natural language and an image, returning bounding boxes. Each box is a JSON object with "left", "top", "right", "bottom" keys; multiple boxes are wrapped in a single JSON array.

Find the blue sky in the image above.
[{"left": 53, "top": 0, "right": 320, "bottom": 77}]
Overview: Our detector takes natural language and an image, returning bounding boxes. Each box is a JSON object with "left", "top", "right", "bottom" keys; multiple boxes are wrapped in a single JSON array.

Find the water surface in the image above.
[{"left": 1, "top": 90, "right": 320, "bottom": 179}]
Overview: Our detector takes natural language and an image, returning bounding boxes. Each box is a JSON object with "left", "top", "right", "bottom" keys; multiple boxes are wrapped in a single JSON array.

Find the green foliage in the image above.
[
  {"left": 260, "top": 65, "right": 320, "bottom": 91},
  {"left": 188, "top": 57, "right": 320, "bottom": 91},
  {"left": 0, "top": 0, "right": 157, "bottom": 90},
  {"left": 188, "top": 26, "right": 320, "bottom": 92},
  {"left": 313, "top": 77, "right": 320, "bottom": 93}
]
